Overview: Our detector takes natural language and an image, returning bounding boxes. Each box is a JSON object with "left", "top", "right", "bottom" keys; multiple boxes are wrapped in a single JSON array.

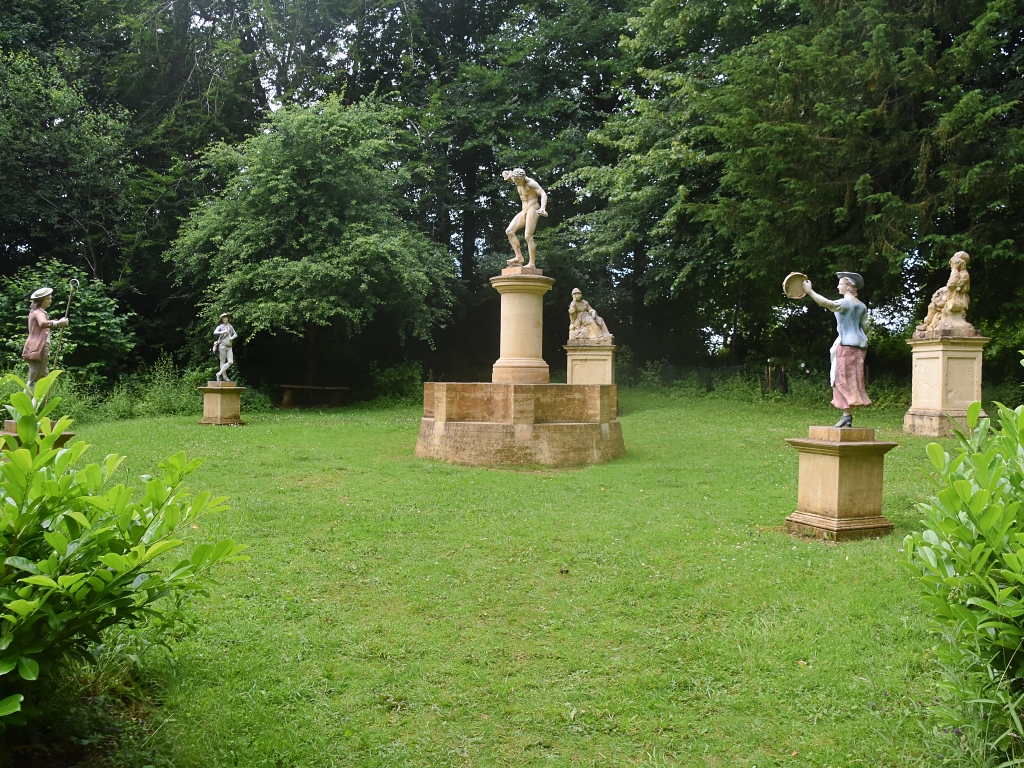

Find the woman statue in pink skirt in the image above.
[{"left": 802, "top": 273, "right": 871, "bottom": 428}]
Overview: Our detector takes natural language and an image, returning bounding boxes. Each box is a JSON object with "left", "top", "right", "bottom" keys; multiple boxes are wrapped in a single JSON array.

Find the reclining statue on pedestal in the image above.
[{"left": 568, "top": 288, "right": 613, "bottom": 343}]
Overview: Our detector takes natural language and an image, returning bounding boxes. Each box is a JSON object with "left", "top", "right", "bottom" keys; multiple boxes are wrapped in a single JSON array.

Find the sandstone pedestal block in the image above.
[
  {"left": 564, "top": 345, "right": 615, "bottom": 385},
  {"left": 198, "top": 381, "right": 245, "bottom": 425},
  {"left": 904, "top": 335, "right": 989, "bottom": 437},
  {"left": 415, "top": 382, "right": 624, "bottom": 466},
  {"left": 2, "top": 419, "right": 74, "bottom": 449},
  {"left": 784, "top": 427, "right": 897, "bottom": 541},
  {"left": 490, "top": 266, "right": 555, "bottom": 383}
]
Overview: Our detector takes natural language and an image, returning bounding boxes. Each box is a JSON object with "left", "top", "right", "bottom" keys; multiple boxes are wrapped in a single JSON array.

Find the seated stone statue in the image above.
[
  {"left": 915, "top": 251, "right": 976, "bottom": 338},
  {"left": 568, "top": 288, "right": 613, "bottom": 343}
]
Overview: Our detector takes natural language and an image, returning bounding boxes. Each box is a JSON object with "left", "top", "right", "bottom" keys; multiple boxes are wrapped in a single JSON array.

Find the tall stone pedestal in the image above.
[
  {"left": 565, "top": 344, "right": 615, "bottom": 385},
  {"left": 491, "top": 266, "right": 555, "bottom": 383},
  {"left": 904, "top": 335, "right": 989, "bottom": 437},
  {"left": 415, "top": 382, "right": 624, "bottom": 466},
  {"left": 198, "top": 381, "right": 245, "bottom": 426},
  {"left": 784, "top": 427, "right": 897, "bottom": 541}
]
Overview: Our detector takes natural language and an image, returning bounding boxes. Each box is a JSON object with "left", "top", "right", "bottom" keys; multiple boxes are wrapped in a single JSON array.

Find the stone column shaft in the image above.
[{"left": 490, "top": 267, "right": 555, "bottom": 384}]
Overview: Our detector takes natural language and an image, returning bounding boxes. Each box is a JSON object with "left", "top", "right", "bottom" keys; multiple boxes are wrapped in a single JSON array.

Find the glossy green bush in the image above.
[
  {"left": 0, "top": 371, "right": 246, "bottom": 731},
  {"left": 904, "top": 399, "right": 1024, "bottom": 763}
]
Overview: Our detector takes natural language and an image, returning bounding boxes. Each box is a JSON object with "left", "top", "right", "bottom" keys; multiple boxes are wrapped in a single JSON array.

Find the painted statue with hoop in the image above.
[{"left": 22, "top": 284, "right": 73, "bottom": 393}]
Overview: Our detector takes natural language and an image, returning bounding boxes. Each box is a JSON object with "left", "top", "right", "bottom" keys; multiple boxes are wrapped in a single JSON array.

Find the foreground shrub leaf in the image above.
[
  {"left": 16, "top": 656, "right": 39, "bottom": 680},
  {"left": 0, "top": 694, "right": 23, "bottom": 716}
]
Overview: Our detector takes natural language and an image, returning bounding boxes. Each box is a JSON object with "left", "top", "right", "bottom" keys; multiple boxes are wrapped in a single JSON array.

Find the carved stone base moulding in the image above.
[
  {"left": 415, "top": 382, "right": 624, "bottom": 467},
  {"left": 785, "top": 426, "right": 897, "bottom": 541},
  {"left": 198, "top": 380, "right": 246, "bottom": 426}
]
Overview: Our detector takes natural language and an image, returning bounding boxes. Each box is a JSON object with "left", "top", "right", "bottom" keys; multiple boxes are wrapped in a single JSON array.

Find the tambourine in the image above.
[{"left": 782, "top": 272, "right": 808, "bottom": 299}]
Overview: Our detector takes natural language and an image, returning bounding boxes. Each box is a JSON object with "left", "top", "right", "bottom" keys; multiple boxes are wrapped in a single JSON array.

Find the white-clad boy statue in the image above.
[{"left": 213, "top": 312, "right": 238, "bottom": 382}]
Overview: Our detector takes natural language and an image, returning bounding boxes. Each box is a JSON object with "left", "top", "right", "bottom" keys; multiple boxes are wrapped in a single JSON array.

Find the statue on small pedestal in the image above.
[
  {"left": 213, "top": 313, "right": 238, "bottom": 382},
  {"left": 502, "top": 168, "right": 548, "bottom": 268},
  {"left": 568, "top": 289, "right": 613, "bottom": 343},
  {"left": 914, "top": 251, "right": 976, "bottom": 338},
  {"left": 802, "top": 273, "right": 871, "bottom": 428},
  {"left": 22, "top": 287, "right": 69, "bottom": 393}
]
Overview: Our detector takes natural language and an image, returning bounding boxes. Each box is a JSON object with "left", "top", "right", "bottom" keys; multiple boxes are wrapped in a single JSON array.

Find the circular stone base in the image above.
[
  {"left": 415, "top": 382, "right": 624, "bottom": 466},
  {"left": 416, "top": 419, "right": 624, "bottom": 466}
]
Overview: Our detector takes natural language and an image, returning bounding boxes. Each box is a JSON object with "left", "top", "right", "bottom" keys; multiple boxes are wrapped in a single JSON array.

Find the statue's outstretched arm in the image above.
[{"left": 802, "top": 280, "right": 841, "bottom": 312}]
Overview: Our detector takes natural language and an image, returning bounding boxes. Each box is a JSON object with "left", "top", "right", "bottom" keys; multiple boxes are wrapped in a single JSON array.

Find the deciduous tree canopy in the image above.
[
  {"left": 0, "top": 0, "right": 1021, "bottom": 385},
  {"left": 169, "top": 97, "right": 453, "bottom": 345}
]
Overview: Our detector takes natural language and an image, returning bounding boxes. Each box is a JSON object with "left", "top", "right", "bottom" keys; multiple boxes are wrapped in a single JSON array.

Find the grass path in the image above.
[{"left": 75, "top": 392, "right": 944, "bottom": 767}]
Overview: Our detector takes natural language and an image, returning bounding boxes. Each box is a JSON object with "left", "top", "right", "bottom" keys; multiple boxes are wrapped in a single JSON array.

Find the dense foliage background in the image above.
[{"left": 1, "top": 0, "right": 1021, "bottom": 390}]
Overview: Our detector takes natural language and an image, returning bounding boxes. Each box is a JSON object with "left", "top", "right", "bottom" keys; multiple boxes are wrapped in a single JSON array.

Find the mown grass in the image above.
[{"left": 69, "top": 391, "right": 947, "bottom": 767}]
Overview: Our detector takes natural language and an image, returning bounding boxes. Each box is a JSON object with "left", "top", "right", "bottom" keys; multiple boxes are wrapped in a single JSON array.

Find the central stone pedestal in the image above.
[
  {"left": 198, "top": 381, "right": 245, "bottom": 426},
  {"left": 415, "top": 382, "right": 624, "bottom": 466},
  {"left": 784, "top": 427, "right": 897, "bottom": 541},
  {"left": 491, "top": 266, "right": 555, "bottom": 384},
  {"left": 904, "top": 334, "right": 989, "bottom": 437}
]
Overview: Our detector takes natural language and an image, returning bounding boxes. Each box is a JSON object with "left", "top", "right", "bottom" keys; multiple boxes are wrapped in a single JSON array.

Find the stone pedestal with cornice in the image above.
[
  {"left": 198, "top": 381, "right": 246, "bottom": 426},
  {"left": 904, "top": 334, "right": 989, "bottom": 437},
  {"left": 415, "top": 267, "right": 625, "bottom": 466},
  {"left": 784, "top": 426, "right": 897, "bottom": 541},
  {"left": 565, "top": 344, "right": 615, "bottom": 385}
]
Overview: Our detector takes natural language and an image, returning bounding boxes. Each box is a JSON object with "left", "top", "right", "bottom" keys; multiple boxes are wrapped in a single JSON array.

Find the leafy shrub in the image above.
[
  {"left": 984, "top": 379, "right": 1024, "bottom": 411},
  {"left": 903, "top": 399, "right": 1024, "bottom": 764},
  {"left": 0, "top": 355, "right": 274, "bottom": 426},
  {"left": 241, "top": 386, "right": 275, "bottom": 413},
  {"left": 0, "top": 261, "right": 136, "bottom": 385},
  {"left": 0, "top": 371, "right": 247, "bottom": 731},
  {"left": 370, "top": 361, "right": 423, "bottom": 403},
  {"left": 614, "top": 345, "right": 638, "bottom": 387}
]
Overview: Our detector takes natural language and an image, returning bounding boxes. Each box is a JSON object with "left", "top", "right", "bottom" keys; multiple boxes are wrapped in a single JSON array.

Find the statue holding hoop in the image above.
[{"left": 22, "top": 286, "right": 70, "bottom": 392}]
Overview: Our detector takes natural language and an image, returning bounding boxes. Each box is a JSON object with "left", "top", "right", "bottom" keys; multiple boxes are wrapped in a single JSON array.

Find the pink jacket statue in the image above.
[{"left": 22, "top": 306, "right": 57, "bottom": 361}]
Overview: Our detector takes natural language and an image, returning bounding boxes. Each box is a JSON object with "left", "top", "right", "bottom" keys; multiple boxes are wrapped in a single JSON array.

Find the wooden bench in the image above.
[{"left": 278, "top": 384, "right": 351, "bottom": 408}]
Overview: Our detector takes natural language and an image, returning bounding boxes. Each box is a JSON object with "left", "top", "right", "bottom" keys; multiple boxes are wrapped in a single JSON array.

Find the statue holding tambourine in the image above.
[{"left": 783, "top": 272, "right": 871, "bottom": 428}]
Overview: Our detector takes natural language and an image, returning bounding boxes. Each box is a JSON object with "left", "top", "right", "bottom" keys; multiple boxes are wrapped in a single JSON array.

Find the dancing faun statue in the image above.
[
  {"left": 502, "top": 168, "right": 548, "bottom": 269},
  {"left": 213, "top": 313, "right": 238, "bottom": 382}
]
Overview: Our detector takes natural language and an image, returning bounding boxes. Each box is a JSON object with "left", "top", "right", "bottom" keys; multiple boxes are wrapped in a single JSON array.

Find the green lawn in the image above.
[{"left": 73, "top": 391, "right": 944, "bottom": 767}]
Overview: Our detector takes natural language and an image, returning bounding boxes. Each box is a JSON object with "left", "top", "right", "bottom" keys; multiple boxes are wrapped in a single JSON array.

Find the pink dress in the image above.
[
  {"left": 832, "top": 345, "right": 871, "bottom": 410},
  {"left": 22, "top": 308, "right": 54, "bottom": 361}
]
